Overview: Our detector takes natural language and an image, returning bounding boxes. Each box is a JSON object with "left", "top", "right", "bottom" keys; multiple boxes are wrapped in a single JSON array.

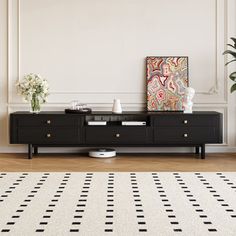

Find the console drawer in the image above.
[
  {"left": 85, "top": 127, "right": 148, "bottom": 145},
  {"left": 154, "top": 127, "right": 218, "bottom": 144},
  {"left": 18, "top": 127, "right": 80, "bottom": 144},
  {"left": 18, "top": 115, "right": 80, "bottom": 127},
  {"left": 153, "top": 115, "right": 217, "bottom": 127}
]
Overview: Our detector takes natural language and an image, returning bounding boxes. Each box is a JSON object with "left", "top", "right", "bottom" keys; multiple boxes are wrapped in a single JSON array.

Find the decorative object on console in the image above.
[
  {"left": 71, "top": 100, "right": 79, "bottom": 110},
  {"left": 146, "top": 56, "right": 188, "bottom": 111},
  {"left": 112, "top": 99, "right": 122, "bottom": 113},
  {"left": 87, "top": 121, "right": 107, "bottom": 126},
  {"left": 65, "top": 102, "right": 92, "bottom": 114},
  {"left": 223, "top": 37, "right": 236, "bottom": 93},
  {"left": 16, "top": 73, "right": 49, "bottom": 113},
  {"left": 122, "top": 121, "right": 146, "bottom": 126},
  {"left": 183, "top": 87, "right": 195, "bottom": 114},
  {"left": 65, "top": 108, "right": 92, "bottom": 114}
]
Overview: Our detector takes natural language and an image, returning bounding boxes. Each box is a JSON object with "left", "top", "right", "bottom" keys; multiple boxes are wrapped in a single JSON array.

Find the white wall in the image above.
[{"left": 1, "top": 0, "right": 236, "bottom": 153}]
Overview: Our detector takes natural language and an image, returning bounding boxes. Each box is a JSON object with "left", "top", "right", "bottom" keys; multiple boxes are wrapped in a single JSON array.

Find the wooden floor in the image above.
[{"left": 0, "top": 153, "right": 235, "bottom": 172}]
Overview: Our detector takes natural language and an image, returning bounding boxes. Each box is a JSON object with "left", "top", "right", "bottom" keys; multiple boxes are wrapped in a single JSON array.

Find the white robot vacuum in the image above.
[{"left": 89, "top": 148, "right": 116, "bottom": 158}]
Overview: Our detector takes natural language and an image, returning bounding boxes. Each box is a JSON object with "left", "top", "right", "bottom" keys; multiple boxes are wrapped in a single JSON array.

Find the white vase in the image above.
[{"left": 112, "top": 99, "right": 122, "bottom": 113}]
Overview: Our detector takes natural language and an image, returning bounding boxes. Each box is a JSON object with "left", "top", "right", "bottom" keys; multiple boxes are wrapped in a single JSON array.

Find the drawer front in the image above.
[
  {"left": 18, "top": 127, "right": 80, "bottom": 144},
  {"left": 85, "top": 127, "right": 148, "bottom": 145},
  {"left": 154, "top": 127, "right": 218, "bottom": 144},
  {"left": 153, "top": 115, "right": 217, "bottom": 127},
  {"left": 18, "top": 115, "right": 81, "bottom": 127}
]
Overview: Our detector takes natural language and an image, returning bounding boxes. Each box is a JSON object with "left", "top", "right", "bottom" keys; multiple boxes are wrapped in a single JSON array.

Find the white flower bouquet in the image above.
[{"left": 16, "top": 73, "right": 49, "bottom": 113}]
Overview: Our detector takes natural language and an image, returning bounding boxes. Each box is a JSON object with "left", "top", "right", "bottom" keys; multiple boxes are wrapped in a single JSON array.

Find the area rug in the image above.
[{"left": 0, "top": 172, "right": 235, "bottom": 236}]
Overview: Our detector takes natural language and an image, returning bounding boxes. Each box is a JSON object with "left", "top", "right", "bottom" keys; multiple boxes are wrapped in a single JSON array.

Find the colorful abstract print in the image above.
[{"left": 147, "top": 57, "right": 188, "bottom": 111}]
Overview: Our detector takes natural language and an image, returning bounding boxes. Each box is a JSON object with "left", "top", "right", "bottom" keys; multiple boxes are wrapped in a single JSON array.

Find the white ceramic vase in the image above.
[{"left": 112, "top": 99, "right": 122, "bottom": 113}]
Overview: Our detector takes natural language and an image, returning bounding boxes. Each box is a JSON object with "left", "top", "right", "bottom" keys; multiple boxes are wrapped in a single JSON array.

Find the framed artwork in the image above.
[{"left": 146, "top": 56, "right": 188, "bottom": 111}]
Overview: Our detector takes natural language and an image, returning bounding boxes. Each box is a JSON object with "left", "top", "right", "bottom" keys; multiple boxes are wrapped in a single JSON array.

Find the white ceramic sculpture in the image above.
[
  {"left": 112, "top": 99, "right": 122, "bottom": 113},
  {"left": 183, "top": 87, "right": 195, "bottom": 113}
]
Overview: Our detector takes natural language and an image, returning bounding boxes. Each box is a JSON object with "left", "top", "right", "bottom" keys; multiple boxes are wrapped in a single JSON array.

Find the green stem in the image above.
[{"left": 31, "top": 94, "right": 40, "bottom": 113}]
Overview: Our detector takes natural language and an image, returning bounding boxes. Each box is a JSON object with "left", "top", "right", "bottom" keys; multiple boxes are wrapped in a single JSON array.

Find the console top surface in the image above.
[{"left": 11, "top": 111, "right": 221, "bottom": 115}]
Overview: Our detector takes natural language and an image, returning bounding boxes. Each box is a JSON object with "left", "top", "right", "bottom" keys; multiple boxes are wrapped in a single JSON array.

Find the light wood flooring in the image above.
[{"left": 0, "top": 153, "right": 235, "bottom": 172}]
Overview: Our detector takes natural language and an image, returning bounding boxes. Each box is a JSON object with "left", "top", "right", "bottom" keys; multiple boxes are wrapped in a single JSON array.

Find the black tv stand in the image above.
[{"left": 10, "top": 111, "right": 223, "bottom": 159}]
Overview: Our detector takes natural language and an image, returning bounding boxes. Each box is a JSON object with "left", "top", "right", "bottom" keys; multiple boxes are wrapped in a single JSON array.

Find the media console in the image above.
[{"left": 10, "top": 111, "right": 223, "bottom": 159}]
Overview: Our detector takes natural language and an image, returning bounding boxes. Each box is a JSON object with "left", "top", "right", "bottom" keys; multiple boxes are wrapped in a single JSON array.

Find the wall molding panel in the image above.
[
  {"left": 1, "top": 0, "right": 235, "bottom": 152},
  {"left": 8, "top": 0, "right": 228, "bottom": 105}
]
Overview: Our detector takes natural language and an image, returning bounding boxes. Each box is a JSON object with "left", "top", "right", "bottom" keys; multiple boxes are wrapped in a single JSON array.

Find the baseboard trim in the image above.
[{"left": 0, "top": 146, "right": 236, "bottom": 153}]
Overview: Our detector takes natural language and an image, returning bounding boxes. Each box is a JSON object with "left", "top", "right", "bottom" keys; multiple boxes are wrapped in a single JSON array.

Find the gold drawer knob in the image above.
[
  {"left": 183, "top": 120, "right": 188, "bottom": 124},
  {"left": 183, "top": 133, "right": 188, "bottom": 138},
  {"left": 46, "top": 133, "right": 51, "bottom": 138},
  {"left": 115, "top": 133, "right": 120, "bottom": 138},
  {"left": 47, "top": 120, "right": 51, "bottom": 124}
]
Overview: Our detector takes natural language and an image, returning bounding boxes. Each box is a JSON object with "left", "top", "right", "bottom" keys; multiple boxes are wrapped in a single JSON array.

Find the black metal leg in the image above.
[
  {"left": 34, "top": 146, "right": 38, "bottom": 155},
  {"left": 28, "top": 144, "right": 32, "bottom": 159},
  {"left": 195, "top": 146, "right": 200, "bottom": 155},
  {"left": 201, "top": 144, "right": 205, "bottom": 159}
]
